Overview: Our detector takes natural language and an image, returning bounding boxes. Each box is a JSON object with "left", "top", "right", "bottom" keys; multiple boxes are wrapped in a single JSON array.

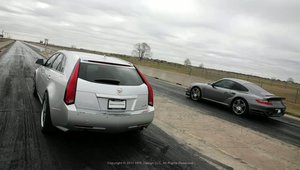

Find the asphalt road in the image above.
[
  {"left": 149, "top": 77, "right": 300, "bottom": 147},
  {"left": 0, "top": 41, "right": 227, "bottom": 170}
]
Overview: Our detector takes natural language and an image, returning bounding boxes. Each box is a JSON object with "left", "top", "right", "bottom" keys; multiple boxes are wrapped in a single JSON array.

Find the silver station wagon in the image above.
[{"left": 34, "top": 51, "right": 154, "bottom": 133}]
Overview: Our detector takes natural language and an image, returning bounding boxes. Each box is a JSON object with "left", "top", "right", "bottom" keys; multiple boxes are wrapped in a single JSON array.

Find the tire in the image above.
[
  {"left": 41, "top": 93, "right": 55, "bottom": 133},
  {"left": 33, "top": 81, "right": 38, "bottom": 97},
  {"left": 190, "top": 87, "right": 201, "bottom": 101},
  {"left": 127, "top": 129, "right": 143, "bottom": 135},
  {"left": 231, "top": 98, "right": 248, "bottom": 116},
  {"left": 33, "top": 75, "right": 38, "bottom": 97}
]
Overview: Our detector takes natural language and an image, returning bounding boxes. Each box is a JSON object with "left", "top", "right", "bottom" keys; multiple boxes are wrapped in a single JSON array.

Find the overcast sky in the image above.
[{"left": 1, "top": 0, "right": 299, "bottom": 82}]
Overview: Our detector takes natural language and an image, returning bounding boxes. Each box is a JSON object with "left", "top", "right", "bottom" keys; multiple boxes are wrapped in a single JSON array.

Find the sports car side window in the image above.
[{"left": 214, "top": 80, "right": 234, "bottom": 89}]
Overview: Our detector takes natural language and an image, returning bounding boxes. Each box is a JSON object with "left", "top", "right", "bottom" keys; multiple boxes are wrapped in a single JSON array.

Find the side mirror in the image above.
[
  {"left": 208, "top": 83, "right": 215, "bottom": 88},
  {"left": 35, "top": 59, "right": 44, "bottom": 65}
]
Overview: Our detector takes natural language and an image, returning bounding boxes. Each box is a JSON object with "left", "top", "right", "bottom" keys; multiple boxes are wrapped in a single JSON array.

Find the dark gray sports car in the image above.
[{"left": 186, "top": 78, "right": 286, "bottom": 117}]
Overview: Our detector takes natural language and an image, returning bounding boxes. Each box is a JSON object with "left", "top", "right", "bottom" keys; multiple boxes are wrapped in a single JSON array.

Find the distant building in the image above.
[{"left": 0, "top": 34, "right": 3, "bottom": 38}]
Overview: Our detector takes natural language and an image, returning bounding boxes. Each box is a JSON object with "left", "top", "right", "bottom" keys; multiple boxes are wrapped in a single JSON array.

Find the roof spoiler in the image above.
[{"left": 84, "top": 60, "right": 132, "bottom": 67}]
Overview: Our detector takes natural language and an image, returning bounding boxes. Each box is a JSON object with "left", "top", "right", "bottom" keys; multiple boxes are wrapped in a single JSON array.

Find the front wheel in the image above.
[
  {"left": 231, "top": 98, "right": 248, "bottom": 116},
  {"left": 190, "top": 87, "right": 201, "bottom": 101},
  {"left": 41, "top": 94, "right": 55, "bottom": 133}
]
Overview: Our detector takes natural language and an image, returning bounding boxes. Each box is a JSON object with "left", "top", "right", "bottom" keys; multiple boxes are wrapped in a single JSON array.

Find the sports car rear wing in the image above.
[{"left": 264, "top": 96, "right": 286, "bottom": 100}]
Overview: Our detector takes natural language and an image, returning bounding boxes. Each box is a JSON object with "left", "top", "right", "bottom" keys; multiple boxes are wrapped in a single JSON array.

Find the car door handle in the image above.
[{"left": 225, "top": 92, "right": 235, "bottom": 95}]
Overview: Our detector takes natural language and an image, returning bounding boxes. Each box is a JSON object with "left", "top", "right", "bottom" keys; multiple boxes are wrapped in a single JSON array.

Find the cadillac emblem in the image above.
[{"left": 117, "top": 88, "right": 123, "bottom": 95}]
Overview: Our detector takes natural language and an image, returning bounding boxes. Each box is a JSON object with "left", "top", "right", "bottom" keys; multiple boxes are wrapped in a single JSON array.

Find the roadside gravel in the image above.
[{"left": 153, "top": 94, "right": 300, "bottom": 170}]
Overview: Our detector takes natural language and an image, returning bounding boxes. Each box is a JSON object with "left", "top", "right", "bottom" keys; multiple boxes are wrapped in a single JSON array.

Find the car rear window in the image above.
[
  {"left": 78, "top": 62, "right": 143, "bottom": 86},
  {"left": 245, "top": 83, "right": 270, "bottom": 94}
]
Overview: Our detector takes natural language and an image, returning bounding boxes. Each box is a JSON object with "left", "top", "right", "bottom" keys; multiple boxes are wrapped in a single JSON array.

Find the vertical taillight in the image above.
[
  {"left": 136, "top": 68, "right": 154, "bottom": 106},
  {"left": 64, "top": 60, "right": 80, "bottom": 105}
]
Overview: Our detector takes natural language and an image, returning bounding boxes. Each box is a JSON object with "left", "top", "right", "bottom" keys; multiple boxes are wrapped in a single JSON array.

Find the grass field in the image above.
[{"left": 27, "top": 41, "right": 300, "bottom": 117}]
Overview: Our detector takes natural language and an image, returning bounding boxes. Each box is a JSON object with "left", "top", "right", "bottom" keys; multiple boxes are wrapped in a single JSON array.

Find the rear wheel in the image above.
[
  {"left": 232, "top": 98, "right": 248, "bottom": 116},
  {"left": 41, "top": 94, "right": 55, "bottom": 133},
  {"left": 190, "top": 87, "right": 201, "bottom": 101},
  {"left": 33, "top": 84, "right": 37, "bottom": 96}
]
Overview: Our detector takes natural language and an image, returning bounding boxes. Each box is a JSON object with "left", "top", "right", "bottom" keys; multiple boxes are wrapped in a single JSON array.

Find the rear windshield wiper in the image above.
[{"left": 94, "top": 79, "right": 120, "bottom": 85}]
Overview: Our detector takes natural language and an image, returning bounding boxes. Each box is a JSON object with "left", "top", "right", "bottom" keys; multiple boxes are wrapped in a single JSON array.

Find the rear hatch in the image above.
[{"left": 75, "top": 61, "right": 148, "bottom": 112}]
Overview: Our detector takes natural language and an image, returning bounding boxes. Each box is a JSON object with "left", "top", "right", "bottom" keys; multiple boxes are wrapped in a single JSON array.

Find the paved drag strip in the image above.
[{"left": 0, "top": 41, "right": 225, "bottom": 170}]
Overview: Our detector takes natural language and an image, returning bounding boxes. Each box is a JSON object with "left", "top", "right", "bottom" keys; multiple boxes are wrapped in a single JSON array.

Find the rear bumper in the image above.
[
  {"left": 58, "top": 105, "right": 154, "bottom": 133},
  {"left": 249, "top": 105, "right": 286, "bottom": 117}
]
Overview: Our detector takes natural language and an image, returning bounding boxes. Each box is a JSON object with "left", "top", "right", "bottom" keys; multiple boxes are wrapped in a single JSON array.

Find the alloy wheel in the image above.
[
  {"left": 191, "top": 87, "right": 201, "bottom": 101},
  {"left": 232, "top": 99, "right": 247, "bottom": 115}
]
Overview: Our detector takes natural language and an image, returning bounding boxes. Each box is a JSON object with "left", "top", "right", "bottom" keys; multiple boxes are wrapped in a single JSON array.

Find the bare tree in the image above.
[
  {"left": 184, "top": 58, "right": 191, "bottom": 66},
  {"left": 184, "top": 58, "right": 192, "bottom": 75},
  {"left": 199, "top": 63, "right": 204, "bottom": 68},
  {"left": 132, "top": 42, "right": 152, "bottom": 60},
  {"left": 287, "top": 77, "right": 294, "bottom": 83}
]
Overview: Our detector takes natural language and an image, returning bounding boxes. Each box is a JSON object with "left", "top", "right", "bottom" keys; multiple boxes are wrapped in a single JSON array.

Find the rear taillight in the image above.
[
  {"left": 64, "top": 60, "right": 80, "bottom": 105},
  {"left": 256, "top": 99, "right": 272, "bottom": 105},
  {"left": 136, "top": 68, "right": 154, "bottom": 106}
]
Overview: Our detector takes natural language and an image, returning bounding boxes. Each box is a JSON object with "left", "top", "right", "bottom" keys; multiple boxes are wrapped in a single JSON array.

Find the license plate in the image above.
[{"left": 108, "top": 99, "right": 126, "bottom": 109}]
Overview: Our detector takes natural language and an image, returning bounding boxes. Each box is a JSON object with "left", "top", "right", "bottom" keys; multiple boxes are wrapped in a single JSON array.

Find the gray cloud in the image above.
[{"left": 0, "top": 0, "right": 299, "bottom": 82}]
